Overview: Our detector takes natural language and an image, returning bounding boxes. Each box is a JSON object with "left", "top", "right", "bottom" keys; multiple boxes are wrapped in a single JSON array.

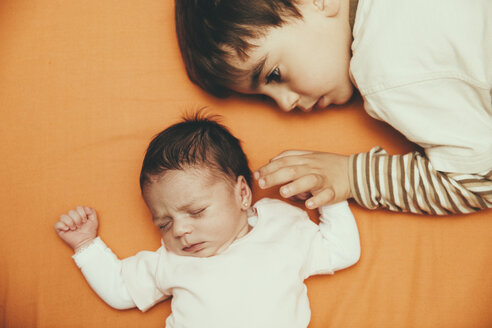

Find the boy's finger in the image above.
[
  {"left": 271, "top": 150, "right": 313, "bottom": 160},
  {"left": 279, "top": 174, "right": 318, "bottom": 198},
  {"left": 259, "top": 165, "right": 313, "bottom": 189},
  {"left": 255, "top": 154, "right": 310, "bottom": 180},
  {"left": 60, "top": 214, "right": 76, "bottom": 230},
  {"left": 306, "top": 188, "right": 335, "bottom": 209},
  {"left": 255, "top": 161, "right": 283, "bottom": 179},
  {"left": 257, "top": 167, "right": 292, "bottom": 189}
]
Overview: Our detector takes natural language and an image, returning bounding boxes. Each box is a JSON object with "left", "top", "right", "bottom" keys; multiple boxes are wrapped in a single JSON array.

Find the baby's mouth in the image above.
[{"left": 182, "top": 242, "right": 205, "bottom": 253}]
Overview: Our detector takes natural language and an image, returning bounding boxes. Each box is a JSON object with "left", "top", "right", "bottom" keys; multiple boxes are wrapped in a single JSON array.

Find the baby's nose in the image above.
[{"left": 173, "top": 220, "right": 192, "bottom": 237}]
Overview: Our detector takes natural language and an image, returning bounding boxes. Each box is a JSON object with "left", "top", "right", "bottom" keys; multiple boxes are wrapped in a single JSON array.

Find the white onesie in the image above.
[{"left": 73, "top": 198, "right": 360, "bottom": 328}]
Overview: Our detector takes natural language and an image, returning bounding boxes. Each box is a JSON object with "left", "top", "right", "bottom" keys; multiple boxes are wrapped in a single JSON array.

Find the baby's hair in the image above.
[
  {"left": 175, "top": 0, "right": 302, "bottom": 97},
  {"left": 140, "top": 110, "right": 252, "bottom": 190}
]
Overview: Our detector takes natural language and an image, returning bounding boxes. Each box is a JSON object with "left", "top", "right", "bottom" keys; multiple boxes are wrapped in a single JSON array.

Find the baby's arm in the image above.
[
  {"left": 317, "top": 201, "right": 360, "bottom": 271},
  {"left": 351, "top": 147, "right": 492, "bottom": 215},
  {"left": 301, "top": 200, "right": 360, "bottom": 277},
  {"left": 54, "top": 207, "right": 135, "bottom": 309}
]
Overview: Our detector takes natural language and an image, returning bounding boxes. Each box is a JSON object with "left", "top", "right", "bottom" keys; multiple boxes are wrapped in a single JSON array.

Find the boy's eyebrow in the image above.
[{"left": 250, "top": 56, "right": 268, "bottom": 90}]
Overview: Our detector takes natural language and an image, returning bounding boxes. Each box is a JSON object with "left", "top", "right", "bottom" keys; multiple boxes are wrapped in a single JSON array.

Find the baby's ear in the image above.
[
  {"left": 236, "top": 176, "right": 253, "bottom": 210},
  {"left": 313, "top": 0, "right": 341, "bottom": 17}
]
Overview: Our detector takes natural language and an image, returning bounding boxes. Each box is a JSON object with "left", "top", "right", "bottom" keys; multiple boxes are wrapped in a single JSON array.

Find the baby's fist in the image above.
[{"left": 54, "top": 206, "right": 99, "bottom": 251}]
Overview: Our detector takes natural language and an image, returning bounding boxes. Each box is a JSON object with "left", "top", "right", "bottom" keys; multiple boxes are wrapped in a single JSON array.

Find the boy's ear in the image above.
[{"left": 312, "top": 0, "right": 341, "bottom": 17}]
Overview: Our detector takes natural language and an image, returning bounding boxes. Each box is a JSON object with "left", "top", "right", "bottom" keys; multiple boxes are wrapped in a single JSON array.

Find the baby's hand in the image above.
[
  {"left": 254, "top": 150, "right": 352, "bottom": 209},
  {"left": 54, "top": 206, "right": 99, "bottom": 252}
]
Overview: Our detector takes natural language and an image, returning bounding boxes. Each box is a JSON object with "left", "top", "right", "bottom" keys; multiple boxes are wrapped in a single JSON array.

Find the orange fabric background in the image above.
[{"left": 1, "top": 1, "right": 491, "bottom": 327}]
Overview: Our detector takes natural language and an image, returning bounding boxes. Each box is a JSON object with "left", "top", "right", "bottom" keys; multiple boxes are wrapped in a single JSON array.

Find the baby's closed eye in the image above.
[
  {"left": 189, "top": 207, "right": 207, "bottom": 218},
  {"left": 155, "top": 217, "right": 172, "bottom": 230}
]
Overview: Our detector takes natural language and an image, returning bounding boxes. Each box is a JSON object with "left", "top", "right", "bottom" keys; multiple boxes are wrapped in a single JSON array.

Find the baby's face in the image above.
[
  {"left": 229, "top": 0, "right": 353, "bottom": 112},
  {"left": 143, "top": 167, "right": 251, "bottom": 257}
]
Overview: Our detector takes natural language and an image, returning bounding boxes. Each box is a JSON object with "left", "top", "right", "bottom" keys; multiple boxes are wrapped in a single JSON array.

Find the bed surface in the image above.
[{"left": 1, "top": 1, "right": 491, "bottom": 327}]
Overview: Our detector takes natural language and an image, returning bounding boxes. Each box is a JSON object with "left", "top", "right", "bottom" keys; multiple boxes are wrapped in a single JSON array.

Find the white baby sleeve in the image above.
[
  {"left": 72, "top": 237, "right": 136, "bottom": 310},
  {"left": 303, "top": 201, "right": 360, "bottom": 277},
  {"left": 120, "top": 248, "right": 169, "bottom": 312},
  {"left": 318, "top": 201, "right": 361, "bottom": 271}
]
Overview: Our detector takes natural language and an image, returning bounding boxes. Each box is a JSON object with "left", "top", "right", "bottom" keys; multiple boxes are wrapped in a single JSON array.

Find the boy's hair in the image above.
[
  {"left": 175, "top": 0, "right": 302, "bottom": 97},
  {"left": 140, "top": 111, "right": 252, "bottom": 190}
]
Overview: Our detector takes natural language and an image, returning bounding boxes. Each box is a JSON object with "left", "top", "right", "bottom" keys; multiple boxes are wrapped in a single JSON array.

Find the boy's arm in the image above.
[
  {"left": 255, "top": 148, "right": 491, "bottom": 215},
  {"left": 350, "top": 147, "right": 492, "bottom": 215}
]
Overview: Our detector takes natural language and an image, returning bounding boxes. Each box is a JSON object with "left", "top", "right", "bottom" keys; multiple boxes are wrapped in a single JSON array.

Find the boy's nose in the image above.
[{"left": 270, "top": 89, "right": 299, "bottom": 112}]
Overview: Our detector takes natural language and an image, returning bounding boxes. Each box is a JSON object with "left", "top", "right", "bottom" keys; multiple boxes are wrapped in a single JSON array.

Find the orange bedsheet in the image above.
[{"left": 1, "top": 1, "right": 491, "bottom": 327}]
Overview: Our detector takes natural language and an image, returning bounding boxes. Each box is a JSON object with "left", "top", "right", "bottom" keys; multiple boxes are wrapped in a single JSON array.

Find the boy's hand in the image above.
[
  {"left": 254, "top": 150, "right": 352, "bottom": 209},
  {"left": 54, "top": 206, "right": 99, "bottom": 252}
]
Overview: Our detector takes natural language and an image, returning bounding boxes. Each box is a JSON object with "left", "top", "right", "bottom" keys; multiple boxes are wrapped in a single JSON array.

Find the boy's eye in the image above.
[{"left": 265, "top": 67, "right": 281, "bottom": 84}]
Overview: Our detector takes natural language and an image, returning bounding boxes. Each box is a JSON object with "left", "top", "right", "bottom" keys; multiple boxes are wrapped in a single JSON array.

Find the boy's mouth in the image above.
[{"left": 182, "top": 242, "right": 205, "bottom": 253}]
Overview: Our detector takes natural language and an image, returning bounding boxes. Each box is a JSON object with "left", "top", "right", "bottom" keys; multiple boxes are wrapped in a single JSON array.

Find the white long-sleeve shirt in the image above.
[
  {"left": 350, "top": 0, "right": 492, "bottom": 174},
  {"left": 348, "top": 0, "right": 492, "bottom": 215},
  {"left": 72, "top": 198, "right": 360, "bottom": 328}
]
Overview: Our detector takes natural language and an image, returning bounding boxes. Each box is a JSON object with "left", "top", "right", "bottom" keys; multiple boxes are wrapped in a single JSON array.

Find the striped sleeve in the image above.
[{"left": 349, "top": 147, "right": 492, "bottom": 215}]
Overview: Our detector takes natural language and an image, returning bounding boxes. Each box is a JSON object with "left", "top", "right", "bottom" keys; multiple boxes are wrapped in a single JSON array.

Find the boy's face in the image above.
[
  {"left": 230, "top": 0, "right": 353, "bottom": 112},
  {"left": 143, "top": 167, "right": 251, "bottom": 258}
]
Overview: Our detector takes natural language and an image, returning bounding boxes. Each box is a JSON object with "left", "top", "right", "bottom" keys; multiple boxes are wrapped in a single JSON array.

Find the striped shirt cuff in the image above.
[{"left": 349, "top": 147, "right": 492, "bottom": 215}]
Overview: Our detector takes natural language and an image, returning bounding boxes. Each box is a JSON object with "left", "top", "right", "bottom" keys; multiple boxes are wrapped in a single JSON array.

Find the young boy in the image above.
[
  {"left": 174, "top": 0, "right": 492, "bottom": 215},
  {"left": 54, "top": 114, "right": 360, "bottom": 328}
]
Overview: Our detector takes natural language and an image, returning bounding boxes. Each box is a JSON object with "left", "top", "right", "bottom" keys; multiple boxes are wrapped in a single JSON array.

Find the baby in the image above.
[{"left": 54, "top": 113, "right": 360, "bottom": 328}]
